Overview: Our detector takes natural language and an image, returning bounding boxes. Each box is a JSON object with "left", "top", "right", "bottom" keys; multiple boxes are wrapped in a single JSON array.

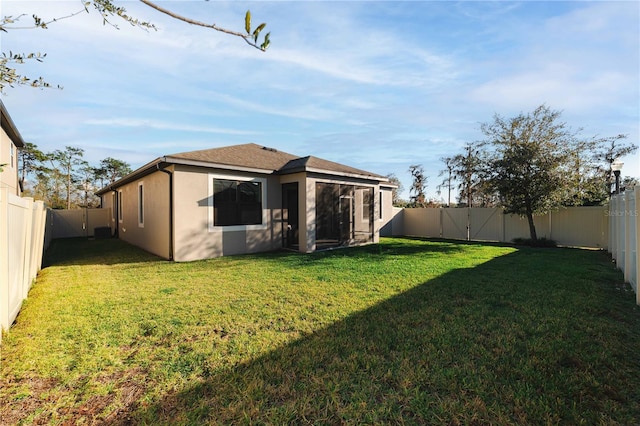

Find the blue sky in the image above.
[{"left": 3, "top": 1, "right": 639, "bottom": 200}]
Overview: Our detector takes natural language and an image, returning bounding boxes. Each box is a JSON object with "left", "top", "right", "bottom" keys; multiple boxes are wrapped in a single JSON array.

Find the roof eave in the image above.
[
  {"left": 95, "top": 157, "right": 164, "bottom": 196},
  {"left": 1, "top": 101, "right": 25, "bottom": 148},
  {"left": 283, "top": 166, "right": 387, "bottom": 182},
  {"left": 163, "top": 156, "right": 275, "bottom": 175},
  {"left": 95, "top": 156, "right": 278, "bottom": 196}
]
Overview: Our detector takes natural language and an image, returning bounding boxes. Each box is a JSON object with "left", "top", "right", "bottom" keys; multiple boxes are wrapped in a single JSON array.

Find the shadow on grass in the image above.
[
  {"left": 114, "top": 248, "right": 640, "bottom": 425},
  {"left": 44, "top": 238, "right": 164, "bottom": 267}
]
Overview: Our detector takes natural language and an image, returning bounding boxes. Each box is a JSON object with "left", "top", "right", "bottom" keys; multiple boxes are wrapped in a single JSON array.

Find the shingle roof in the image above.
[
  {"left": 169, "top": 143, "right": 299, "bottom": 172},
  {"left": 168, "top": 143, "right": 385, "bottom": 179},
  {"left": 97, "top": 143, "right": 386, "bottom": 195}
]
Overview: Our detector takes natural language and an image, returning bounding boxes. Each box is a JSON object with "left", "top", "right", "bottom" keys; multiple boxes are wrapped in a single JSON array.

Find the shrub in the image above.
[{"left": 512, "top": 237, "right": 557, "bottom": 247}]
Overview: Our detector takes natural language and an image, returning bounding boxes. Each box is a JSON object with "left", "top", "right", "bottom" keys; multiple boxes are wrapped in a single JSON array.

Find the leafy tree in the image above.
[
  {"left": 17, "top": 142, "right": 47, "bottom": 191},
  {"left": 561, "top": 134, "right": 637, "bottom": 205},
  {"left": 52, "top": 146, "right": 86, "bottom": 209},
  {"left": 453, "top": 143, "right": 490, "bottom": 208},
  {"left": 1, "top": 1, "right": 270, "bottom": 92},
  {"left": 592, "top": 134, "right": 638, "bottom": 196},
  {"left": 437, "top": 144, "right": 497, "bottom": 208},
  {"left": 98, "top": 157, "right": 132, "bottom": 185},
  {"left": 622, "top": 176, "right": 639, "bottom": 191},
  {"left": 408, "top": 164, "right": 427, "bottom": 208},
  {"left": 78, "top": 164, "right": 101, "bottom": 207},
  {"left": 482, "top": 105, "right": 575, "bottom": 241}
]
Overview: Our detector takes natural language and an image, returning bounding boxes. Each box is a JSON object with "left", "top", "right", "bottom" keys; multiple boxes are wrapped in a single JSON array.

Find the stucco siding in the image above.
[
  {"left": 379, "top": 187, "right": 395, "bottom": 237},
  {"left": 0, "top": 128, "right": 20, "bottom": 196},
  {"left": 116, "top": 170, "right": 170, "bottom": 259},
  {"left": 172, "top": 166, "right": 284, "bottom": 261},
  {"left": 279, "top": 172, "right": 307, "bottom": 251}
]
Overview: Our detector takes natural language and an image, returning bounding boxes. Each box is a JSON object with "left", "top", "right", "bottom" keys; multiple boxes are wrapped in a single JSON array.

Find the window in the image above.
[
  {"left": 379, "top": 191, "right": 383, "bottom": 220},
  {"left": 138, "top": 182, "right": 144, "bottom": 227},
  {"left": 118, "top": 190, "right": 123, "bottom": 222},
  {"left": 211, "top": 177, "right": 263, "bottom": 227},
  {"left": 10, "top": 144, "right": 15, "bottom": 168}
]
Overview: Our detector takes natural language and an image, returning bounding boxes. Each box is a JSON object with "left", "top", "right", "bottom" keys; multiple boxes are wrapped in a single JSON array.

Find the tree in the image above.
[
  {"left": 592, "top": 134, "right": 638, "bottom": 196},
  {"left": 1, "top": 1, "right": 270, "bottom": 92},
  {"left": 408, "top": 164, "right": 427, "bottom": 208},
  {"left": 385, "top": 173, "right": 405, "bottom": 206},
  {"left": 18, "top": 142, "right": 47, "bottom": 191},
  {"left": 52, "top": 146, "right": 86, "bottom": 209},
  {"left": 622, "top": 176, "right": 640, "bottom": 191},
  {"left": 78, "top": 164, "right": 101, "bottom": 208},
  {"left": 436, "top": 156, "right": 454, "bottom": 207},
  {"left": 98, "top": 157, "right": 132, "bottom": 185},
  {"left": 482, "top": 105, "right": 575, "bottom": 241},
  {"left": 437, "top": 144, "right": 497, "bottom": 208}
]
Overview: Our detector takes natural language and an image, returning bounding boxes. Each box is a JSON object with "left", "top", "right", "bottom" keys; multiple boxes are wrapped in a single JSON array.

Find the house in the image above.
[
  {"left": 0, "top": 101, "right": 25, "bottom": 196},
  {"left": 96, "top": 143, "right": 396, "bottom": 261}
]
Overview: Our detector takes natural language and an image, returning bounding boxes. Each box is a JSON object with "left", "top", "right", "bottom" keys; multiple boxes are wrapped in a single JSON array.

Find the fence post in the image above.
[{"left": 20, "top": 198, "right": 33, "bottom": 300}]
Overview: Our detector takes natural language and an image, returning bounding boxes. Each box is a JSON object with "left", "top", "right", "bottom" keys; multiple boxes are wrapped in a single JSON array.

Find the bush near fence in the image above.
[
  {"left": 609, "top": 186, "right": 639, "bottom": 304},
  {"left": 0, "top": 189, "right": 47, "bottom": 343}
]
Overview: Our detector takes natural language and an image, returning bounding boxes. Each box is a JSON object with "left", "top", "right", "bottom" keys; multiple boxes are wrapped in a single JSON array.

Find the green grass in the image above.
[{"left": 1, "top": 237, "right": 640, "bottom": 424}]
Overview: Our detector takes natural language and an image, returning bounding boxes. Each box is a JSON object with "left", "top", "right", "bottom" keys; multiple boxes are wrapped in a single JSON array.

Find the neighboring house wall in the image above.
[{"left": 0, "top": 103, "right": 23, "bottom": 196}]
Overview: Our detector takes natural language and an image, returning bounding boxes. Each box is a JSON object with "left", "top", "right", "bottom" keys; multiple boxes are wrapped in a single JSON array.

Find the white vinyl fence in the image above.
[
  {"left": 609, "top": 186, "right": 639, "bottom": 304},
  {"left": 0, "top": 188, "right": 47, "bottom": 342},
  {"left": 402, "top": 206, "right": 609, "bottom": 249}
]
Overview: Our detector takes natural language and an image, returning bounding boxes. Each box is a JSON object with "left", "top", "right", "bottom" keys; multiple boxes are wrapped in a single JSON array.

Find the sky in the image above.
[{"left": 2, "top": 0, "right": 639, "bottom": 201}]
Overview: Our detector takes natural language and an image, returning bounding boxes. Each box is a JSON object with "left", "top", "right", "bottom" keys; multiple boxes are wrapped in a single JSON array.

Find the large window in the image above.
[{"left": 212, "top": 178, "right": 263, "bottom": 226}]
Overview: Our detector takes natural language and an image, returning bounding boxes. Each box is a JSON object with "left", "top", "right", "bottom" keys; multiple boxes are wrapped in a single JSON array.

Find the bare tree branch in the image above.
[
  {"left": 0, "top": 9, "right": 87, "bottom": 31},
  {"left": 138, "top": 0, "right": 268, "bottom": 51}
]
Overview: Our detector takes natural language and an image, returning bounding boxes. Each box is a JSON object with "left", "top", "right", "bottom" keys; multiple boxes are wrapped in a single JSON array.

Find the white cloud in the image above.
[{"left": 84, "top": 118, "right": 259, "bottom": 136}]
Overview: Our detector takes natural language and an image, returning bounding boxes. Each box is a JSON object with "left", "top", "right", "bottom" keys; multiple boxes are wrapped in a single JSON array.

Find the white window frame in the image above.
[
  {"left": 137, "top": 182, "right": 144, "bottom": 228},
  {"left": 379, "top": 190, "right": 384, "bottom": 221},
  {"left": 118, "top": 190, "right": 123, "bottom": 223},
  {"left": 208, "top": 173, "right": 268, "bottom": 232},
  {"left": 10, "top": 144, "right": 15, "bottom": 169}
]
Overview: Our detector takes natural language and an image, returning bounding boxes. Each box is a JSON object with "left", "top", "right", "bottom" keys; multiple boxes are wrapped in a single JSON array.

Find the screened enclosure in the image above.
[{"left": 315, "top": 183, "right": 374, "bottom": 249}]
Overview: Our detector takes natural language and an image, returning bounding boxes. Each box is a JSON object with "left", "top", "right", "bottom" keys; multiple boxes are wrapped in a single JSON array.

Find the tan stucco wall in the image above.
[
  {"left": 115, "top": 170, "right": 171, "bottom": 259},
  {"left": 100, "top": 165, "right": 388, "bottom": 261},
  {"left": 0, "top": 128, "right": 20, "bottom": 195},
  {"left": 379, "top": 187, "right": 398, "bottom": 237},
  {"left": 279, "top": 172, "right": 310, "bottom": 252},
  {"left": 172, "top": 165, "right": 285, "bottom": 262}
]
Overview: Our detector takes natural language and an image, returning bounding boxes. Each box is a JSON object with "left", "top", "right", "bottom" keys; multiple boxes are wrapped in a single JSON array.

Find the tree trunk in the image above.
[{"left": 526, "top": 211, "right": 537, "bottom": 241}]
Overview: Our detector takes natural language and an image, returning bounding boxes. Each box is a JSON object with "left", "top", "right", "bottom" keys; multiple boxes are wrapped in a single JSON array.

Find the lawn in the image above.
[{"left": 1, "top": 237, "right": 640, "bottom": 425}]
